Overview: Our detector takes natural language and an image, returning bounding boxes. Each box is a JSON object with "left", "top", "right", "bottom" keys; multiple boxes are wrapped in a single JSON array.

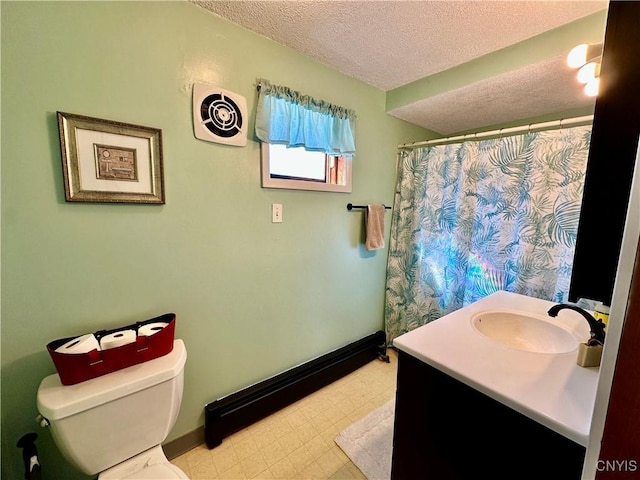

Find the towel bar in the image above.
[{"left": 347, "top": 203, "right": 391, "bottom": 211}]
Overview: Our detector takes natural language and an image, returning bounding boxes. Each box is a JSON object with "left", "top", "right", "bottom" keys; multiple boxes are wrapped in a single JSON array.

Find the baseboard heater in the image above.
[{"left": 204, "top": 330, "right": 387, "bottom": 448}]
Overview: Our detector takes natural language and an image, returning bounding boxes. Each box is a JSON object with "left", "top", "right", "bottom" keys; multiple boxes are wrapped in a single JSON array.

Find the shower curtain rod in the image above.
[{"left": 398, "top": 115, "right": 594, "bottom": 149}]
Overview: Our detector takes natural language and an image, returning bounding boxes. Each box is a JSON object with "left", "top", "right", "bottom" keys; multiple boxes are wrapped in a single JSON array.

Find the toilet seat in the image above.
[
  {"left": 98, "top": 445, "right": 188, "bottom": 480},
  {"left": 121, "top": 463, "right": 187, "bottom": 479},
  {"left": 99, "top": 462, "right": 187, "bottom": 480}
]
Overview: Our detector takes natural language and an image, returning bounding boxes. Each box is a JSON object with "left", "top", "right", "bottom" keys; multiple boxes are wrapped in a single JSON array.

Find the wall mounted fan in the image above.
[{"left": 192, "top": 84, "right": 247, "bottom": 147}]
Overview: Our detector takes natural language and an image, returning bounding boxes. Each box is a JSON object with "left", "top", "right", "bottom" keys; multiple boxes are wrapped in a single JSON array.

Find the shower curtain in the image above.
[{"left": 384, "top": 126, "right": 592, "bottom": 343}]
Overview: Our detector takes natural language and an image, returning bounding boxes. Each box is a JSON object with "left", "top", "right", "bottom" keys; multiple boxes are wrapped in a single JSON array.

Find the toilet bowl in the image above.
[{"left": 37, "top": 339, "right": 189, "bottom": 479}]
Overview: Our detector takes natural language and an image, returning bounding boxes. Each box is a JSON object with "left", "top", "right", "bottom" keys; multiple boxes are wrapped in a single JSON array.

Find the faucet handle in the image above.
[{"left": 547, "top": 303, "right": 606, "bottom": 345}]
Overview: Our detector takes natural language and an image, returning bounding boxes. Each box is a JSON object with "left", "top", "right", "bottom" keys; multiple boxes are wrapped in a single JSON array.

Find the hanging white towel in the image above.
[{"left": 365, "top": 204, "right": 386, "bottom": 251}]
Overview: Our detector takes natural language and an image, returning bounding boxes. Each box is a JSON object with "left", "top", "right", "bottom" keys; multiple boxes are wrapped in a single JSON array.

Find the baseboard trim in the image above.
[
  {"left": 163, "top": 428, "right": 204, "bottom": 460},
  {"left": 204, "top": 331, "right": 387, "bottom": 449}
]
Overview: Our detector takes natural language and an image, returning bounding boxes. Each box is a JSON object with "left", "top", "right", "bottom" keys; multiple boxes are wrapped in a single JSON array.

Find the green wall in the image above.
[{"left": 0, "top": 1, "right": 429, "bottom": 478}]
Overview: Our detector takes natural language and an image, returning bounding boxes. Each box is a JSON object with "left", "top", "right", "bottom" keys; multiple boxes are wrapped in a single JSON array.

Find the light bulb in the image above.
[
  {"left": 567, "top": 44, "right": 589, "bottom": 68},
  {"left": 577, "top": 62, "right": 599, "bottom": 84},
  {"left": 585, "top": 77, "right": 600, "bottom": 97}
]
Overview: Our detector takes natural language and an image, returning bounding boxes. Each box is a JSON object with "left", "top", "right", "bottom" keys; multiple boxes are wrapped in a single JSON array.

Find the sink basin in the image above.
[{"left": 471, "top": 310, "right": 579, "bottom": 354}]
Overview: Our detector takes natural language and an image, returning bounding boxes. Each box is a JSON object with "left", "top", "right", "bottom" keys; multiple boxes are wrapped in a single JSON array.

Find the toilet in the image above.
[{"left": 37, "top": 339, "right": 189, "bottom": 479}]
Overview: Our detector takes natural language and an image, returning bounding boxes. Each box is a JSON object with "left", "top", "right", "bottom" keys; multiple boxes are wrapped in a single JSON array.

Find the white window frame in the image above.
[{"left": 260, "top": 143, "right": 352, "bottom": 193}]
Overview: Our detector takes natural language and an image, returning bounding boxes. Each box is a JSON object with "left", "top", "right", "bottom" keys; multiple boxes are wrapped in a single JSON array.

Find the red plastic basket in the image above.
[{"left": 46, "top": 313, "right": 176, "bottom": 385}]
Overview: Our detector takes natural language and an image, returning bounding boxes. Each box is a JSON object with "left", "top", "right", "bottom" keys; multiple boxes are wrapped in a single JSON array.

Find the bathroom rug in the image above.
[{"left": 335, "top": 398, "right": 394, "bottom": 480}]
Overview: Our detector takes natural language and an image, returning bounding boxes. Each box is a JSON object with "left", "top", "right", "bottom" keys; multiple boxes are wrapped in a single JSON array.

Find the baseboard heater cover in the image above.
[{"left": 204, "top": 330, "right": 386, "bottom": 449}]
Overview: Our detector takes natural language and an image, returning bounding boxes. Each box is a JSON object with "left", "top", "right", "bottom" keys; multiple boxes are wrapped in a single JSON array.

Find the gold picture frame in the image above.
[{"left": 57, "top": 112, "right": 165, "bottom": 204}]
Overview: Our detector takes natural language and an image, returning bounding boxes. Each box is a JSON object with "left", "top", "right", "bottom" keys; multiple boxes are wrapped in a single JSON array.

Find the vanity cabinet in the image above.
[{"left": 391, "top": 350, "right": 586, "bottom": 480}]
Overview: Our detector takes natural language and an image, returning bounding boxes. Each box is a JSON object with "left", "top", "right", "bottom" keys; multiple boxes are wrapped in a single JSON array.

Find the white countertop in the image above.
[{"left": 393, "top": 291, "right": 600, "bottom": 447}]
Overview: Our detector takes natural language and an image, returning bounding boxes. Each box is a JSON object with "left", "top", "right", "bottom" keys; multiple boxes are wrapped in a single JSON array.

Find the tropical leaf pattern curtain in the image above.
[{"left": 384, "top": 126, "right": 591, "bottom": 343}]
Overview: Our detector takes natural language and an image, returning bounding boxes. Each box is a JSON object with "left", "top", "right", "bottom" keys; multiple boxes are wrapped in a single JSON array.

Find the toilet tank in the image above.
[{"left": 37, "top": 339, "right": 187, "bottom": 475}]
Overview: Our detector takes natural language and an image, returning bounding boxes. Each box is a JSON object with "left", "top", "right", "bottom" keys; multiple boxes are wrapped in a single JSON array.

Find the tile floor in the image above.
[{"left": 172, "top": 349, "right": 398, "bottom": 479}]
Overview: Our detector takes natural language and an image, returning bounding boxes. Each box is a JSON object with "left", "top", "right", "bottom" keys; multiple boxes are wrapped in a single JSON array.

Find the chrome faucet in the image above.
[{"left": 547, "top": 304, "right": 606, "bottom": 345}]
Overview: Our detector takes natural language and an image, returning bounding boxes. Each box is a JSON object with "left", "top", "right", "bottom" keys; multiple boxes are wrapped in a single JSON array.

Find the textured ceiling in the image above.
[
  {"left": 193, "top": 0, "right": 608, "bottom": 134},
  {"left": 388, "top": 54, "right": 589, "bottom": 134}
]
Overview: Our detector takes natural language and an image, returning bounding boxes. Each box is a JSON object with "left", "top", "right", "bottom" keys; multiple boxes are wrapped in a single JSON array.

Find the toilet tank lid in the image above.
[{"left": 37, "top": 339, "right": 186, "bottom": 421}]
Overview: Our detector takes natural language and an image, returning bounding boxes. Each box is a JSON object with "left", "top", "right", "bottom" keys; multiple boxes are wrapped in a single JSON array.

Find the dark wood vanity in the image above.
[
  {"left": 390, "top": 292, "right": 596, "bottom": 480},
  {"left": 391, "top": 350, "right": 586, "bottom": 480}
]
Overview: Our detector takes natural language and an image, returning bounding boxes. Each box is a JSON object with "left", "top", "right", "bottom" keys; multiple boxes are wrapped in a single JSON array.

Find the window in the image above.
[
  {"left": 261, "top": 143, "right": 352, "bottom": 192},
  {"left": 255, "top": 79, "right": 356, "bottom": 193}
]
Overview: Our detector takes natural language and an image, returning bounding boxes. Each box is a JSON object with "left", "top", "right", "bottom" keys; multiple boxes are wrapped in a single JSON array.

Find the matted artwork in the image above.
[{"left": 57, "top": 112, "right": 165, "bottom": 204}]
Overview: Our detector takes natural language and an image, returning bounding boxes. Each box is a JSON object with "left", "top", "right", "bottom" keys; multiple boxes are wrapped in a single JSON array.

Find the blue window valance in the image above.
[{"left": 255, "top": 79, "right": 356, "bottom": 155}]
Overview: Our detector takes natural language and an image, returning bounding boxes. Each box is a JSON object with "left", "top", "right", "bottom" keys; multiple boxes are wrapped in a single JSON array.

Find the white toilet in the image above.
[{"left": 37, "top": 339, "right": 189, "bottom": 479}]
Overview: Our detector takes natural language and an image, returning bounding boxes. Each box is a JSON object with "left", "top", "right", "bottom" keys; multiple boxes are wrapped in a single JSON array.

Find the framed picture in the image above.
[{"left": 57, "top": 112, "right": 165, "bottom": 204}]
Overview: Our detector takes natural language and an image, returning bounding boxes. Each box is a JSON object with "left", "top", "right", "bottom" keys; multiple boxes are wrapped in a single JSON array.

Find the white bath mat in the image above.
[{"left": 335, "top": 399, "right": 395, "bottom": 480}]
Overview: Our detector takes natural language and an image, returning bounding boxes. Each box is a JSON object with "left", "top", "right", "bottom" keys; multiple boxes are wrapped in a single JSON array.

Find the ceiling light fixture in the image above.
[
  {"left": 567, "top": 43, "right": 602, "bottom": 68},
  {"left": 585, "top": 77, "right": 600, "bottom": 98},
  {"left": 567, "top": 43, "right": 603, "bottom": 96},
  {"left": 577, "top": 62, "right": 601, "bottom": 85}
]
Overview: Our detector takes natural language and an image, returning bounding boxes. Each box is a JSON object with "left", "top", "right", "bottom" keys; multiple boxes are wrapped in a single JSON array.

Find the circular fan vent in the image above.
[
  {"left": 192, "top": 84, "right": 247, "bottom": 146},
  {"left": 200, "top": 93, "right": 243, "bottom": 138}
]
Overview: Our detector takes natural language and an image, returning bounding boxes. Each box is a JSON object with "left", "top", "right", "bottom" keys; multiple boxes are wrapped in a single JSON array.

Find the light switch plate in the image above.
[{"left": 272, "top": 203, "right": 283, "bottom": 223}]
